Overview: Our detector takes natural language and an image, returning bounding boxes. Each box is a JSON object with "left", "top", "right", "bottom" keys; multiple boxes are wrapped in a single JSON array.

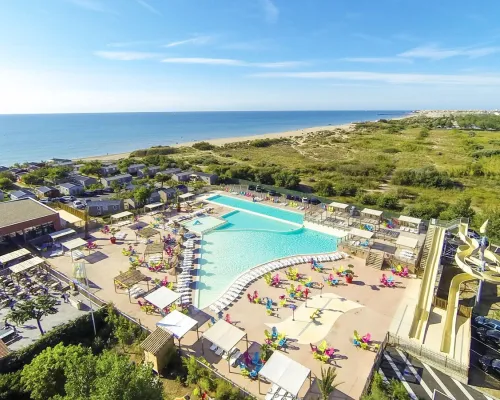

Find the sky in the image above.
[{"left": 1, "top": 0, "right": 500, "bottom": 113}]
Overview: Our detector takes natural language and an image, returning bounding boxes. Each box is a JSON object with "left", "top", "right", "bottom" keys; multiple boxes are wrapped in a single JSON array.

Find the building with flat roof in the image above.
[{"left": 0, "top": 199, "right": 61, "bottom": 241}]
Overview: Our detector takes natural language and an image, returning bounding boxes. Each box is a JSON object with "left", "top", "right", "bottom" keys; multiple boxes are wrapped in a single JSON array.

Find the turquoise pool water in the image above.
[
  {"left": 206, "top": 194, "right": 303, "bottom": 224},
  {"left": 182, "top": 216, "right": 226, "bottom": 234},
  {"left": 197, "top": 207, "right": 338, "bottom": 309}
]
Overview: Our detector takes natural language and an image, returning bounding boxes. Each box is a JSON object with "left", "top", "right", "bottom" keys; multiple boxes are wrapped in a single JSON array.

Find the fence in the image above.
[
  {"left": 387, "top": 332, "right": 469, "bottom": 380},
  {"left": 361, "top": 333, "right": 389, "bottom": 397},
  {"left": 432, "top": 296, "right": 473, "bottom": 318}
]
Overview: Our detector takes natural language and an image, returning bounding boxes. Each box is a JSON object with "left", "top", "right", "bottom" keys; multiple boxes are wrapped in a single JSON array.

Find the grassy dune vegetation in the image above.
[{"left": 126, "top": 115, "right": 500, "bottom": 241}]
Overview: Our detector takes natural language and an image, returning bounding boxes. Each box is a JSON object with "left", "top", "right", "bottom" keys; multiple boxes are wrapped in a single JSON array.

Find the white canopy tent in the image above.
[
  {"left": 61, "top": 238, "right": 87, "bottom": 251},
  {"left": 179, "top": 193, "right": 195, "bottom": 200},
  {"left": 110, "top": 211, "right": 132, "bottom": 221},
  {"left": 202, "top": 319, "right": 248, "bottom": 355},
  {"left": 145, "top": 286, "right": 181, "bottom": 310},
  {"left": 157, "top": 310, "right": 199, "bottom": 344},
  {"left": 49, "top": 228, "right": 76, "bottom": 241},
  {"left": 361, "top": 208, "right": 384, "bottom": 218},
  {"left": 145, "top": 203, "right": 164, "bottom": 211},
  {"left": 396, "top": 236, "right": 419, "bottom": 249},
  {"left": 399, "top": 215, "right": 422, "bottom": 226},
  {"left": 328, "top": 201, "right": 349, "bottom": 211},
  {"left": 349, "top": 228, "right": 374, "bottom": 240},
  {"left": 258, "top": 352, "right": 311, "bottom": 398},
  {"left": 9, "top": 256, "right": 45, "bottom": 274},
  {"left": 0, "top": 248, "right": 30, "bottom": 264}
]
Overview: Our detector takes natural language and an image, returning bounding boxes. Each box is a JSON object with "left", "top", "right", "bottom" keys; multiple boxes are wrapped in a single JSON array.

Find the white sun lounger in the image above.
[
  {"left": 215, "top": 347, "right": 224, "bottom": 356},
  {"left": 209, "top": 305, "right": 220, "bottom": 313},
  {"left": 230, "top": 350, "right": 242, "bottom": 366},
  {"left": 210, "top": 343, "right": 218, "bottom": 351}
]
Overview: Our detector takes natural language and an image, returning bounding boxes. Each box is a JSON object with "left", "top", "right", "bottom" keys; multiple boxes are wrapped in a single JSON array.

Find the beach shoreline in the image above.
[{"left": 76, "top": 118, "right": 392, "bottom": 162}]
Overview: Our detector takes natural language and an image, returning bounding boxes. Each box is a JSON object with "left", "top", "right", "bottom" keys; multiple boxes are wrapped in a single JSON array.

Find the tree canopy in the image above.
[{"left": 7, "top": 295, "right": 58, "bottom": 335}]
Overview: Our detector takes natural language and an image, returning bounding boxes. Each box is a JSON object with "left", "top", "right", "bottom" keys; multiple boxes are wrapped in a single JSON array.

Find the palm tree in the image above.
[
  {"left": 316, "top": 366, "right": 342, "bottom": 400},
  {"left": 7, "top": 295, "right": 58, "bottom": 335}
]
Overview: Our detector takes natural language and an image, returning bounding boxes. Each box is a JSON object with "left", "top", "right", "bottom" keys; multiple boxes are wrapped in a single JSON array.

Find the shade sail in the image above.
[
  {"left": 396, "top": 236, "right": 419, "bottom": 249},
  {"left": 49, "top": 228, "right": 76, "bottom": 241},
  {"left": 110, "top": 211, "right": 132, "bottom": 220},
  {"left": 349, "top": 228, "right": 374, "bottom": 239},
  {"left": 179, "top": 193, "right": 195, "bottom": 200},
  {"left": 145, "top": 202, "right": 164, "bottom": 210},
  {"left": 0, "top": 248, "right": 30, "bottom": 264},
  {"left": 61, "top": 238, "right": 87, "bottom": 251},
  {"left": 145, "top": 286, "right": 181, "bottom": 310},
  {"left": 157, "top": 310, "right": 197, "bottom": 339},
  {"left": 398, "top": 215, "right": 422, "bottom": 225},
  {"left": 361, "top": 208, "right": 383, "bottom": 217},
  {"left": 202, "top": 319, "right": 246, "bottom": 353},
  {"left": 258, "top": 352, "right": 310, "bottom": 397},
  {"left": 9, "top": 256, "right": 45, "bottom": 274},
  {"left": 328, "top": 202, "right": 349, "bottom": 210}
]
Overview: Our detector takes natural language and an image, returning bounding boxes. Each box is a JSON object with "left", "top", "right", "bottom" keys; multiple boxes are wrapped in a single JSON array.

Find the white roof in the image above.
[
  {"left": 396, "top": 236, "right": 419, "bottom": 249},
  {"left": 349, "top": 228, "right": 374, "bottom": 239},
  {"left": 49, "top": 228, "right": 76, "bottom": 241},
  {"left": 145, "top": 202, "right": 164, "bottom": 210},
  {"left": 329, "top": 202, "right": 349, "bottom": 210},
  {"left": 258, "top": 352, "right": 310, "bottom": 396},
  {"left": 202, "top": 319, "right": 246, "bottom": 353},
  {"left": 361, "top": 208, "right": 383, "bottom": 217},
  {"left": 399, "top": 215, "right": 422, "bottom": 225},
  {"left": 61, "top": 238, "right": 87, "bottom": 251},
  {"left": 145, "top": 286, "right": 181, "bottom": 310},
  {"left": 0, "top": 248, "right": 30, "bottom": 264},
  {"left": 9, "top": 256, "right": 45, "bottom": 274},
  {"left": 179, "top": 193, "right": 195, "bottom": 199},
  {"left": 157, "top": 310, "right": 197, "bottom": 339},
  {"left": 110, "top": 211, "right": 133, "bottom": 220}
]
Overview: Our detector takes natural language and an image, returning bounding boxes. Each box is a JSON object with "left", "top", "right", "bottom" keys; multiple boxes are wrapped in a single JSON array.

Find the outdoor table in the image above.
[{"left": 72, "top": 250, "right": 85, "bottom": 260}]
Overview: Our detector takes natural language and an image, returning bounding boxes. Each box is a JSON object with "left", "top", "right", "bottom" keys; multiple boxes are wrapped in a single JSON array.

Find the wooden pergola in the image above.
[
  {"left": 136, "top": 226, "right": 161, "bottom": 242},
  {"left": 113, "top": 269, "right": 149, "bottom": 302},
  {"left": 144, "top": 243, "right": 164, "bottom": 260}
]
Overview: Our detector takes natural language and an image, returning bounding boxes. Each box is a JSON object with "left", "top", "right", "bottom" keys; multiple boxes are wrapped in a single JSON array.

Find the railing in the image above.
[
  {"left": 387, "top": 333, "right": 469, "bottom": 379},
  {"left": 52, "top": 202, "right": 88, "bottom": 221},
  {"left": 362, "top": 333, "right": 389, "bottom": 397},
  {"left": 432, "top": 296, "right": 473, "bottom": 318}
]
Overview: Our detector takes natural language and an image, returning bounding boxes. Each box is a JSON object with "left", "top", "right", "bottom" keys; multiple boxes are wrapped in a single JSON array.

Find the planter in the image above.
[
  {"left": 110, "top": 237, "right": 117, "bottom": 244},
  {"left": 345, "top": 275, "right": 353, "bottom": 284}
]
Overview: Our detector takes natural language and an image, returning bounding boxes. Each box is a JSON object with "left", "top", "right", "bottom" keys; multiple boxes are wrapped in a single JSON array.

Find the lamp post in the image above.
[
  {"left": 73, "top": 262, "right": 97, "bottom": 335},
  {"left": 290, "top": 304, "right": 297, "bottom": 321}
]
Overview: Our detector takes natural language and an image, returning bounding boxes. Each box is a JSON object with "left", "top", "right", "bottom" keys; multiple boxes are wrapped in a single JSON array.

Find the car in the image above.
[
  {"left": 475, "top": 316, "right": 500, "bottom": 331},
  {"left": 62, "top": 195, "right": 75, "bottom": 202},
  {"left": 478, "top": 355, "right": 500, "bottom": 375},
  {"left": 310, "top": 198, "right": 321, "bottom": 205},
  {"left": 73, "top": 200, "right": 86, "bottom": 209},
  {"left": 286, "top": 194, "right": 293, "bottom": 200},
  {"left": 302, "top": 197, "right": 310, "bottom": 204},
  {"left": 255, "top": 185, "right": 262, "bottom": 192},
  {"left": 476, "top": 328, "right": 500, "bottom": 348},
  {"left": 294, "top": 195, "right": 301, "bottom": 202},
  {"left": 248, "top": 185, "right": 256, "bottom": 191},
  {"left": 268, "top": 190, "right": 277, "bottom": 196},
  {"left": 39, "top": 198, "right": 49, "bottom": 204}
]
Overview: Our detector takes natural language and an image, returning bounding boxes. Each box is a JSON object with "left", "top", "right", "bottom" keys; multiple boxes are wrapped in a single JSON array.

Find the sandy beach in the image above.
[{"left": 76, "top": 122, "right": 355, "bottom": 162}]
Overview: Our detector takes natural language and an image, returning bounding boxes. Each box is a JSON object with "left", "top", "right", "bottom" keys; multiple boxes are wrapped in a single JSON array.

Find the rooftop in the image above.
[
  {"left": 0, "top": 199, "right": 58, "bottom": 229},
  {"left": 59, "top": 182, "right": 78, "bottom": 189},
  {"left": 193, "top": 171, "right": 216, "bottom": 177},
  {"left": 103, "top": 173, "right": 132, "bottom": 181}
]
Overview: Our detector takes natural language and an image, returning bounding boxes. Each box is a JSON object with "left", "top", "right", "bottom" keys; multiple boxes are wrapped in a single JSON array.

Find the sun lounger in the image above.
[
  {"left": 210, "top": 343, "right": 218, "bottom": 351},
  {"left": 209, "top": 305, "right": 220, "bottom": 313},
  {"left": 230, "top": 350, "right": 242, "bottom": 366},
  {"left": 215, "top": 347, "right": 224, "bottom": 356}
]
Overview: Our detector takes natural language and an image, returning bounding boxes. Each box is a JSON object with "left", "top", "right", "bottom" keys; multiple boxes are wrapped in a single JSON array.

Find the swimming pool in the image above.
[
  {"left": 182, "top": 216, "right": 227, "bottom": 234},
  {"left": 206, "top": 194, "right": 303, "bottom": 225},
  {"left": 197, "top": 199, "right": 338, "bottom": 309}
]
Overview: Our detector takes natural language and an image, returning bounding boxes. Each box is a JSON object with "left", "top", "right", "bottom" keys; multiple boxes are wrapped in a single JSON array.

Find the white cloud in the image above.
[
  {"left": 135, "top": 0, "right": 162, "bottom": 16},
  {"left": 95, "top": 51, "right": 162, "bottom": 60},
  {"left": 164, "top": 35, "right": 213, "bottom": 48},
  {"left": 66, "top": 0, "right": 113, "bottom": 13},
  {"left": 250, "top": 71, "right": 500, "bottom": 85},
  {"left": 399, "top": 45, "right": 500, "bottom": 60},
  {"left": 161, "top": 58, "right": 306, "bottom": 68},
  {"left": 261, "top": 0, "right": 279, "bottom": 23},
  {"left": 342, "top": 57, "right": 412, "bottom": 64}
]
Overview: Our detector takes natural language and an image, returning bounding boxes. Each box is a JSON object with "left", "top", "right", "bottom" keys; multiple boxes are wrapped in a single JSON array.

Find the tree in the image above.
[
  {"left": 7, "top": 295, "right": 58, "bottom": 335},
  {"left": 316, "top": 366, "right": 342, "bottom": 400},
  {"left": 155, "top": 174, "right": 170, "bottom": 188},
  {"left": 88, "top": 182, "right": 104, "bottom": 191},
  {"left": 110, "top": 181, "right": 122, "bottom": 193},
  {"left": 79, "top": 161, "right": 103, "bottom": 177},
  {"left": 314, "top": 181, "right": 335, "bottom": 197},
  {"left": 21, "top": 343, "right": 93, "bottom": 400},
  {"left": 0, "top": 177, "right": 14, "bottom": 190},
  {"left": 133, "top": 186, "right": 152, "bottom": 206},
  {"left": 376, "top": 193, "right": 400, "bottom": 210},
  {"left": 439, "top": 195, "right": 475, "bottom": 221},
  {"left": 272, "top": 171, "right": 300, "bottom": 189}
]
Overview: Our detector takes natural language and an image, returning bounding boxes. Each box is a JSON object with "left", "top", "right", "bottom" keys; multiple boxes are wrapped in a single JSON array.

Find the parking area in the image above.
[{"left": 379, "top": 346, "right": 493, "bottom": 400}]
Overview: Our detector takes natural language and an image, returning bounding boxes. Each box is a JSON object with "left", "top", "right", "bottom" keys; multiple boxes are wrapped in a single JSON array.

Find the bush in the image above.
[
  {"left": 314, "top": 181, "right": 336, "bottom": 197},
  {"left": 0, "top": 370, "right": 29, "bottom": 400},
  {"left": 392, "top": 166, "right": 454, "bottom": 189},
  {"left": 336, "top": 182, "right": 358, "bottom": 196},
  {"left": 357, "top": 192, "right": 379, "bottom": 206},
  {"left": 382, "top": 148, "right": 400, "bottom": 154},
  {"left": 192, "top": 141, "right": 216, "bottom": 151},
  {"left": 130, "top": 146, "right": 177, "bottom": 157},
  {"left": 403, "top": 197, "right": 449, "bottom": 220},
  {"left": 471, "top": 149, "right": 500, "bottom": 159},
  {"left": 376, "top": 193, "right": 400, "bottom": 210},
  {"left": 250, "top": 138, "right": 283, "bottom": 147}
]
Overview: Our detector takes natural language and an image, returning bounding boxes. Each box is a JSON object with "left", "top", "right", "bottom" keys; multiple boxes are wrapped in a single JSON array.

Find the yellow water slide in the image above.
[
  {"left": 409, "top": 226, "right": 446, "bottom": 340},
  {"left": 440, "top": 222, "right": 500, "bottom": 354}
]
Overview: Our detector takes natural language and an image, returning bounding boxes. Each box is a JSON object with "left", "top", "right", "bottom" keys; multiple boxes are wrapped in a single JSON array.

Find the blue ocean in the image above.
[{"left": 0, "top": 110, "right": 408, "bottom": 165}]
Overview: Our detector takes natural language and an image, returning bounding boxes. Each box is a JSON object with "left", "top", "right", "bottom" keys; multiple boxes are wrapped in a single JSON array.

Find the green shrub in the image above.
[
  {"left": 192, "top": 141, "right": 216, "bottom": 151},
  {"left": 392, "top": 166, "right": 454, "bottom": 188},
  {"left": 314, "top": 181, "right": 336, "bottom": 197},
  {"left": 0, "top": 370, "right": 29, "bottom": 400}
]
